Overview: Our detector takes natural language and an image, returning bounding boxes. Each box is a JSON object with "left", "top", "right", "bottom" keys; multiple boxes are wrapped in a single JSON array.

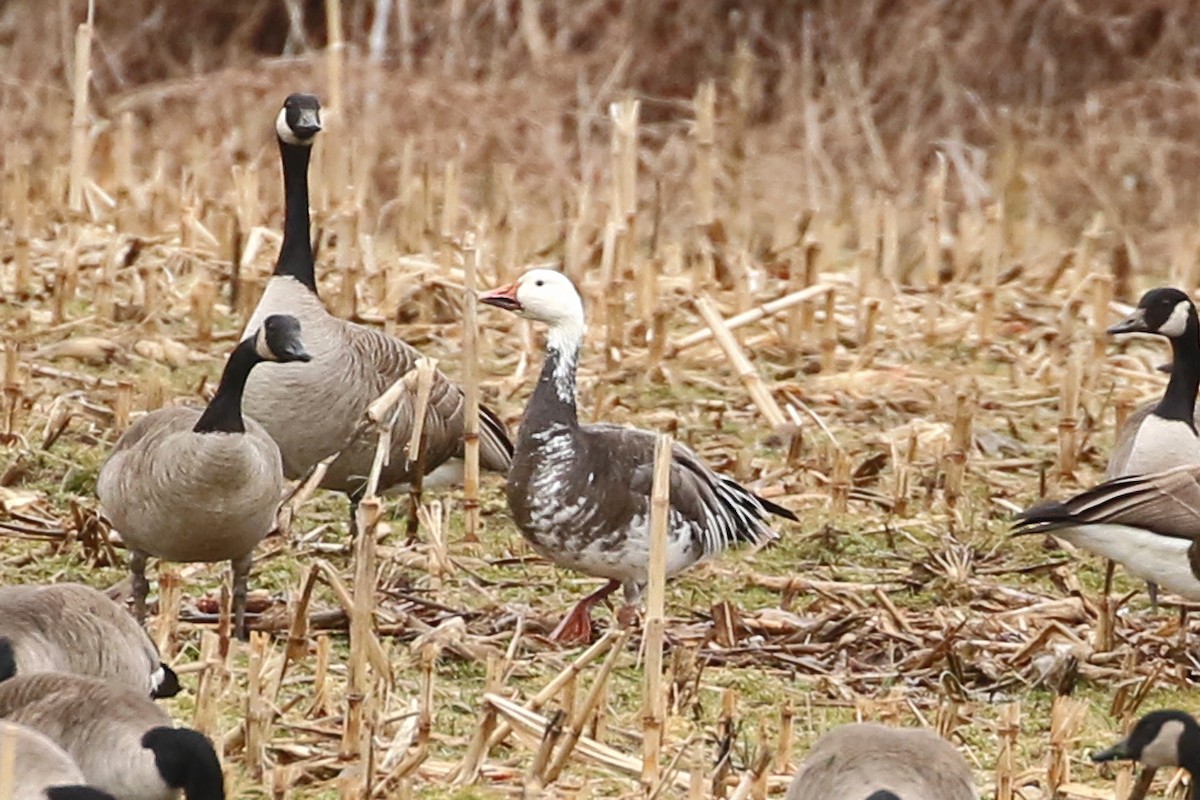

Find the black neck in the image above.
[
  {"left": 192, "top": 340, "right": 262, "bottom": 434},
  {"left": 522, "top": 344, "right": 579, "bottom": 434},
  {"left": 273, "top": 140, "right": 317, "bottom": 294},
  {"left": 1155, "top": 321, "right": 1200, "bottom": 430}
]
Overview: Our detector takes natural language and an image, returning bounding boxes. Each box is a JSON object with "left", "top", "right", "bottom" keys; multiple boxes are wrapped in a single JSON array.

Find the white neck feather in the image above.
[{"left": 546, "top": 318, "right": 585, "bottom": 404}]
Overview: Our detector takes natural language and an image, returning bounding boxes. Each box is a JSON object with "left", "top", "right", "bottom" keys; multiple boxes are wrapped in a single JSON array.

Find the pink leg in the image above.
[{"left": 550, "top": 579, "right": 621, "bottom": 645}]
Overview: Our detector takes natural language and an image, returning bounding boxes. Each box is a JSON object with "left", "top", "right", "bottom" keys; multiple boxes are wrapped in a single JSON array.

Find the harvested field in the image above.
[{"left": 3, "top": 1, "right": 1200, "bottom": 798}]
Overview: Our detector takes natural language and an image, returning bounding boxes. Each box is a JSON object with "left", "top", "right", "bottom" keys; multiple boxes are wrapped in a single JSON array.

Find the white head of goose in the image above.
[
  {"left": 785, "top": 722, "right": 978, "bottom": 800},
  {"left": 0, "top": 583, "right": 178, "bottom": 699},
  {"left": 0, "top": 719, "right": 117, "bottom": 800},
  {"left": 240, "top": 92, "right": 513, "bottom": 537},
  {"left": 97, "top": 314, "right": 311, "bottom": 639},
  {"left": 1093, "top": 710, "right": 1200, "bottom": 798},
  {"left": 1013, "top": 462, "right": 1200, "bottom": 601},
  {"left": 0, "top": 673, "right": 223, "bottom": 800},
  {"left": 480, "top": 268, "right": 796, "bottom": 644}
]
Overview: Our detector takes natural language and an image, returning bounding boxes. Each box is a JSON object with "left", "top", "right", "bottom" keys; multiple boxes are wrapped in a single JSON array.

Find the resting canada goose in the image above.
[
  {"left": 1013, "top": 463, "right": 1200, "bottom": 600},
  {"left": 0, "top": 673, "right": 223, "bottom": 800},
  {"left": 1093, "top": 710, "right": 1200, "bottom": 799},
  {"left": 479, "top": 269, "right": 796, "bottom": 643},
  {"left": 240, "top": 93, "right": 513, "bottom": 533},
  {"left": 0, "top": 720, "right": 116, "bottom": 800},
  {"left": 1105, "top": 288, "right": 1200, "bottom": 606},
  {"left": 97, "top": 314, "right": 312, "bottom": 638},
  {"left": 785, "top": 722, "right": 978, "bottom": 800},
  {"left": 0, "top": 583, "right": 178, "bottom": 698}
]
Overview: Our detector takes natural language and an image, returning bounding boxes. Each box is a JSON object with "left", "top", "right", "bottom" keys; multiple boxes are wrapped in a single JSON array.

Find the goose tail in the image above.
[
  {"left": 0, "top": 637, "right": 14, "bottom": 682},
  {"left": 47, "top": 789, "right": 119, "bottom": 800},
  {"left": 477, "top": 403, "right": 514, "bottom": 474},
  {"left": 142, "top": 726, "right": 225, "bottom": 800},
  {"left": 1011, "top": 499, "right": 1078, "bottom": 536}
]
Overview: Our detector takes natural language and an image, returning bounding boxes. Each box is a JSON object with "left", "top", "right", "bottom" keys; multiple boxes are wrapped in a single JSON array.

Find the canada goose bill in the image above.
[
  {"left": 275, "top": 92, "right": 321, "bottom": 145},
  {"left": 0, "top": 583, "right": 179, "bottom": 699},
  {"left": 785, "top": 722, "right": 978, "bottom": 800},
  {"left": 480, "top": 268, "right": 794, "bottom": 645}
]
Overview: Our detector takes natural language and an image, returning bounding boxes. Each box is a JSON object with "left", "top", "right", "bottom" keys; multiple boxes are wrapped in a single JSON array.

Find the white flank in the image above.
[{"left": 1052, "top": 524, "right": 1200, "bottom": 599}]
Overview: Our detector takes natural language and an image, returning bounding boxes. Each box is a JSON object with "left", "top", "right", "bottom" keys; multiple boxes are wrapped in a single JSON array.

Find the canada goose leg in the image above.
[
  {"left": 130, "top": 549, "right": 150, "bottom": 624},
  {"left": 1147, "top": 581, "right": 1161, "bottom": 613},
  {"left": 231, "top": 553, "right": 253, "bottom": 641},
  {"left": 347, "top": 487, "right": 365, "bottom": 539},
  {"left": 550, "top": 579, "right": 621, "bottom": 645}
]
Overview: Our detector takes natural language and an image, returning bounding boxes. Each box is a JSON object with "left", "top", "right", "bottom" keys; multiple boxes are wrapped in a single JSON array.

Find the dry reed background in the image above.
[{"left": 4, "top": 0, "right": 1200, "bottom": 797}]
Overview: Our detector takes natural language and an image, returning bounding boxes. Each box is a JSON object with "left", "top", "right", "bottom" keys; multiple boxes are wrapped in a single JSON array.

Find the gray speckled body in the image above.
[
  {"left": 0, "top": 720, "right": 96, "bottom": 800},
  {"left": 97, "top": 406, "right": 283, "bottom": 563},
  {"left": 0, "top": 583, "right": 165, "bottom": 697},
  {"left": 785, "top": 723, "right": 978, "bottom": 800},
  {"left": 0, "top": 674, "right": 175, "bottom": 800}
]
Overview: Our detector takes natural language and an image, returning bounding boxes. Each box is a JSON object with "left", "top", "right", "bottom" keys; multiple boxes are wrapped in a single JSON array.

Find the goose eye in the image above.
[{"left": 535, "top": 279, "right": 545, "bottom": 287}]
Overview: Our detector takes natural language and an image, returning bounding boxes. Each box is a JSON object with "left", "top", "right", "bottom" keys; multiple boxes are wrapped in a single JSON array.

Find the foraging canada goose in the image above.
[
  {"left": 479, "top": 268, "right": 796, "bottom": 643},
  {"left": 0, "top": 720, "right": 116, "bottom": 800},
  {"left": 0, "top": 583, "right": 178, "bottom": 699},
  {"left": 0, "top": 673, "right": 223, "bottom": 800},
  {"left": 97, "top": 314, "right": 312, "bottom": 638},
  {"left": 785, "top": 722, "right": 978, "bottom": 800},
  {"left": 1106, "top": 287, "right": 1200, "bottom": 480},
  {"left": 1013, "top": 463, "right": 1200, "bottom": 600},
  {"left": 240, "top": 93, "right": 513, "bottom": 533},
  {"left": 1093, "top": 710, "right": 1200, "bottom": 798}
]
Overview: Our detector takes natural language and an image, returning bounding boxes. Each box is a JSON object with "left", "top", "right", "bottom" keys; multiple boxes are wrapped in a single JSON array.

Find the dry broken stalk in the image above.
[
  {"left": 641, "top": 432, "right": 672, "bottom": 793},
  {"left": 67, "top": 1, "right": 94, "bottom": 214},
  {"left": 694, "top": 295, "right": 787, "bottom": 428},
  {"left": 995, "top": 702, "right": 1020, "bottom": 800},
  {"left": 670, "top": 284, "right": 834, "bottom": 356},
  {"left": 461, "top": 236, "right": 482, "bottom": 543}
]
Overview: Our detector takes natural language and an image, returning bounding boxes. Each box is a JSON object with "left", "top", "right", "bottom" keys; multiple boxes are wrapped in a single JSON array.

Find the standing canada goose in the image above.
[
  {"left": 0, "top": 720, "right": 117, "bottom": 800},
  {"left": 0, "top": 673, "right": 223, "bottom": 800},
  {"left": 240, "top": 93, "right": 513, "bottom": 534},
  {"left": 0, "top": 583, "right": 178, "bottom": 699},
  {"left": 1106, "top": 287, "right": 1200, "bottom": 479},
  {"left": 785, "top": 722, "right": 977, "bottom": 800},
  {"left": 1105, "top": 288, "right": 1200, "bottom": 607},
  {"left": 97, "top": 314, "right": 312, "bottom": 639},
  {"left": 479, "top": 269, "right": 796, "bottom": 644},
  {"left": 1013, "top": 463, "right": 1200, "bottom": 600},
  {"left": 1093, "top": 710, "right": 1200, "bottom": 798}
]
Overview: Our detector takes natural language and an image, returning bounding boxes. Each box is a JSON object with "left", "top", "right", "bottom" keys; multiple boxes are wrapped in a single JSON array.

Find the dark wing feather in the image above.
[{"left": 1014, "top": 464, "right": 1200, "bottom": 541}]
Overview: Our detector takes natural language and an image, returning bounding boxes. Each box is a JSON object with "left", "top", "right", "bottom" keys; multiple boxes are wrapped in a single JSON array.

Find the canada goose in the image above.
[
  {"left": 1106, "top": 287, "right": 1200, "bottom": 479},
  {"left": 785, "top": 722, "right": 978, "bottom": 800},
  {"left": 97, "top": 314, "right": 312, "bottom": 638},
  {"left": 1105, "top": 288, "right": 1200, "bottom": 607},
  {"left": 1093, "top": 710, "right": 1200, "bottom": 799},
  {"left": 240, "top": 93, "right": 513, "bottom": 534},
  {"left": 0, "top": 673, "right": 222, "bottom": 800},
  {"left": 0, "top": 720, "right": 116, "bottom": 800},
  {"left": 1013, "top": 463, "right": 1200, "bottom": 600},
  {"left": 478, "top": 269, "right": 796, "bottom": 644},
  {"left": 0, "top": 583, "right": 178, "bottom": 699}
]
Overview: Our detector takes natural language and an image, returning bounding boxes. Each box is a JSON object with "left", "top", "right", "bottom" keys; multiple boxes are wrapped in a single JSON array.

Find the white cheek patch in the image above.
[
  {"left": 255, "top": 327, "right": 274, "bottom": 360},
  {"left": 1159, "top": 301, "right": 1191, "bottom": 338},
  {"left": 1140, "top": 719, "right": 1184, "bottom": 768},
  {"left": 276, "top": 107, "right": 303, "bottom": 145},
  {"left": 151, "top": 664, "right": 165, "bottom": 692}
]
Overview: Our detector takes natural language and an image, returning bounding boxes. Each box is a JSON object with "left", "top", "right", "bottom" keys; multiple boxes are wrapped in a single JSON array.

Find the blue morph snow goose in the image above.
[
  {"left": 97, "top": 315, "right": 312, "bottom": 639},
  {"left": 239, "top": 93, "right": 513, "bottom": 533},
  {"left": 479, "top": 268, "right": 796, "bottom": 643}
]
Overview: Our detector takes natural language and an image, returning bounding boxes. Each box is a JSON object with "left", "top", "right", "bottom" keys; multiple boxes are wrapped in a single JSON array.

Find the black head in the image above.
[
  {"left": 865, "top": 792, "right": 902, "bottom": 800},
  {"left": 142, "top": 726, "right": 226, "bottom": 800},
  {"left": 151, "top": 662, "right": 181, "bottom": 699},
  {"left": 46, "top": 788, "right": 119, "bottom": 800},
  {"left": 255, "top": 314, "right": 311, "bottom": 363},
  {"left": 0, "top": 636, "right": 14, "bottom": 681},
  {"left": 276, "top": 93, "right": 321, "bottom": 146},
  {"left": 1108, "top": 287, "right": 1196, "bottom": 338},
  {"left": 1092, "top": 710, "right": 1200, "bottom": 769}
]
